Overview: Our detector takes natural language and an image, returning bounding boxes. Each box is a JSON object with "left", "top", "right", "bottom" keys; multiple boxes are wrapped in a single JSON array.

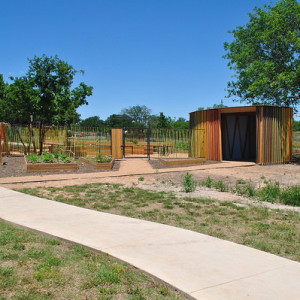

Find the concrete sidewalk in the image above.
[{"left": 1, "top": 186, "right": 300, "bottom": 299}]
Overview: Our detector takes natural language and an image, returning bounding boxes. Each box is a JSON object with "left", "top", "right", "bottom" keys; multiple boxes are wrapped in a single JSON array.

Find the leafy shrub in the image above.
[
  {"left": 182, "top": 172, "right": 196, "bottom": 193},
  {"left": 280, "top": 185, "right": 300, "bottom": 206},
  {"left": 95, "top": 153, "right": 112, "bottom": 163},
  {"left": 234, "top": 181, "right": 256, "bottom": 198},
  {"left": 26, "top": 153, "right": 40, "bottom": 164},
  {"left": 201, "top": 176, "right": 213, "bottom": 188},
  {"left": 41, "top": 153, "right": 55, "bottom": 163},
  {"left": 258, "top": 181, "right": 280, "bottom": 203},
  {"left": 213, "top": 180, "right": 228, "bottom": 192}
]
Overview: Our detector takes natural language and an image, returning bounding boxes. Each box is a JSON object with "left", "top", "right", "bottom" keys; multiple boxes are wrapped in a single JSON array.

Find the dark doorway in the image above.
[{"left": 221, "top": 113, "right": 256, "bottom": 162}]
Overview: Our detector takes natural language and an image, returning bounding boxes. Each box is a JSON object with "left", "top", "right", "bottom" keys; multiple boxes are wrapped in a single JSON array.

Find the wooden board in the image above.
[
  {"left": 25, "top": 157, "right": 78, "bottom": 172},
  {"left": 111, "top": 128, "right": 123, "bottom": 158},
  {"left": 159, "top": 158, "right": 206, "bottom": 166},
  {"left": 79, "top": 157, "right": 114, "bottom": 170}
]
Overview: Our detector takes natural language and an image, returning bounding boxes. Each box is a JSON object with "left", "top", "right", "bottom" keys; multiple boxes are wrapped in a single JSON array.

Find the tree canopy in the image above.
[
  {"left": 120, "top": 105, "right": 151, "bottom": 127},
  {"left": 223, "top": 0, "right": 300, "bottom": 109},
  {"left": 0, "top": 54, "right": 93, "bottom": 125}
]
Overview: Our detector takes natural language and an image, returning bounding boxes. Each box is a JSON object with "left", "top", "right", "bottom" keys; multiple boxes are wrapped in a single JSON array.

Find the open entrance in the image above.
[
  {"left": 221, "top": 113, "right": 256, "bottom": 162},
  {"left": 122, "top": 128, "right": 150, "bottom": 159}
]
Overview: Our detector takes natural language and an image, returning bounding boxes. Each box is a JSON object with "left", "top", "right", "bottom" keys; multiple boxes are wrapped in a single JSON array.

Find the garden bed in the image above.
[
  {"left": 79, "top": 157, "right": 114, "bottom": 170},
  {"left": 25, "top": 154, "right": 78, "bottom": 172},
  {"left": 158, "top": 157, "right": 206, "bottom": 167}
]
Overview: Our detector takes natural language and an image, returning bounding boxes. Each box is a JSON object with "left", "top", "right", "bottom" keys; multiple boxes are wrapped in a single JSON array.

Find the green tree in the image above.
[
  {"left": 79, "top": 116, "right": 105, "bottom": 127},
  {"left": 120, "top": 105, "right": 151, "bottom": 127},
  {"left": 156, "top": 112, "right": 171, "bottom": 128},
  {"left": 105, "top": 114, "right": 133, "bottom": 128},
  {"left": 223, "top": 0, "right": 300, "bottom": 109},
  {"left": 26, "top": 54, "right": 93, "bottom": 125},
  {"left": 171, "top": 117, "right": 189, "bottom": 129},
  {"left": 0, "top": 55, "right": 93, "bottom": 154}
]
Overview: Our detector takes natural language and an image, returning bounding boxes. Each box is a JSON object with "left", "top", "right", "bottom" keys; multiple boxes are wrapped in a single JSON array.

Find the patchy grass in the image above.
[
  {"left": 0, "top": 221, "right": 185, "bottom": 300},
  {"left": 18, "top": 183, "right": 300, "bottom": 262}
]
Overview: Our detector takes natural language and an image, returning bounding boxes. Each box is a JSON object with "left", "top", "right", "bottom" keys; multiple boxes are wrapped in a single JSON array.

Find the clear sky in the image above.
[{"left": 1, "top": 0, "right": 299, "bottom": 121}]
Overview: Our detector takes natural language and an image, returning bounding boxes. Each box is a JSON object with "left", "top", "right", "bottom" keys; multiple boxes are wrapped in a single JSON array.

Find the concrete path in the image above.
[
  {"left": 0, "top": 159, "right": 255, "bottom": 185},
  {"left": 1, "top": 186, "right": 300, "bottom": 299}
]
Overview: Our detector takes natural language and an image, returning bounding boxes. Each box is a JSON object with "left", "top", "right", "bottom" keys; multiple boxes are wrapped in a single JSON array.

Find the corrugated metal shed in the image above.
[{"left": 190, "top": 106, "right": 293, "bottom": 165}]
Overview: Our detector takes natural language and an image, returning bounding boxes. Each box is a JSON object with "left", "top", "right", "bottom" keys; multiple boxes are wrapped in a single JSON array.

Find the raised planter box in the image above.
[
  {"left": 79, "top": 157, "right": 114, "bottom": 170},
  {"left": 25, "top": 157, "right": 78, "bottom": 172},
  {"left": 159, "top": 157, "right": 206, "bottom": 167}
]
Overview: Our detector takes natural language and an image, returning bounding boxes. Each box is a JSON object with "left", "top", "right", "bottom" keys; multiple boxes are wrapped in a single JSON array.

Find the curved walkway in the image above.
[{"left": 1, "top": 186, "right": 300, "bottom": 300}]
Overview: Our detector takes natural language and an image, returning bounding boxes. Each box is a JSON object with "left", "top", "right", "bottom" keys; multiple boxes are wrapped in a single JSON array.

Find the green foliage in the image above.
[
  {"left": 105, "top": 114, "right": 133, "bottom": 128},
  {"left": 280, "top": 185, "right": 300, "bottom": 206},
  {"left": 40, "top": 153, "right": 55, "bottom": 163},
  {"left": 121, "top": 105, "right": 152, "bottom": 127},
  {"left": 223, "top": 0, "right": 300, "bottom": 108},
  {"left": 235, "top": 181, "right": 256, "bottom": 198},
  {"left": 213, "top": 180, "right": 228, "bottom": 192},
  {"left": 138, "top": 177, "right": 144, "bottom": 182},
  {"left": 182, "top": 172, "right": 196, "bottom": 193},
  {"left": 0, "top": 54, "right": 93, "bottom": 125},
  {"left": 79, "top": 116, "right": 105, "bottom": 128},
  {"left": 258, "top": 181, "right": 281, "bottom": 203},
  {"left": 294, "top": 120, "right": 300, "bottom": 131},
  {"left": 26, "top": 153, "right": 41, "bottom": 164},
  {"left": 201, "top": 176, "right": 213, "bottom": 188},
  {"left": 26, "top": 152, "right": 73, "bottom": 164},
  {"left": 95, "top": 153, "right": 112, "bottom": 163},
  {"left": 157, "top": 112, "right": 171, "bottom": 129}
]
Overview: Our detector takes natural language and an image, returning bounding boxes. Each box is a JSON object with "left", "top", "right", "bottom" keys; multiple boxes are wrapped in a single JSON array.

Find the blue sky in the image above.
[{"left": 1, "top": 0, "right": 299, "bottom": 121}]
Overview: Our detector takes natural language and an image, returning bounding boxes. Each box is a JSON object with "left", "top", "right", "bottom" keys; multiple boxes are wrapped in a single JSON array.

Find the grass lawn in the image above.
[
  {"left": 0, "top": 221, "right": 185, "bottom": 300},
  {"left": 19, "top": 183, "right": 300, "bottom": 263}
]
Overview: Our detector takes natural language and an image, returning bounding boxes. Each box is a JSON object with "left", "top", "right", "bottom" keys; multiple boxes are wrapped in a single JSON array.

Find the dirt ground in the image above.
[{"left": 0, "top": 156, "right": 120, "bottom": 178}]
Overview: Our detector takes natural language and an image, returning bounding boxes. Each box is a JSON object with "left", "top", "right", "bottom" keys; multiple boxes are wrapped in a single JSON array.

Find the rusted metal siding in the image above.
[
  {"left": 257, "top": 106, "right": 293, "bottom": 165},
  {"left": 190, "top": 106, "right": 293, "bottom": 165},
  {"left": 190, "top": 109, "right": 221, "bottom": 161}
]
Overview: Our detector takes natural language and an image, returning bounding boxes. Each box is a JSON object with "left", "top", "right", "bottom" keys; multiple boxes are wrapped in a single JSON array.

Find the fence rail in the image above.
[{"left": 0, "top": 123, "right": 206, "bottom": 159}]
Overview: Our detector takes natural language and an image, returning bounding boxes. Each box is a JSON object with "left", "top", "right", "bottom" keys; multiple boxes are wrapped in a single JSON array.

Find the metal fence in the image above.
[{"left": 0, "top": 123, "right": 206, "bottom": 159}]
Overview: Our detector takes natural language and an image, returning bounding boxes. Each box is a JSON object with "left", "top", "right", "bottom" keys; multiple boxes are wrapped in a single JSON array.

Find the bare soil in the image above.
[{"left": 0, "top": 156, "right": 120, "bottom": 178}]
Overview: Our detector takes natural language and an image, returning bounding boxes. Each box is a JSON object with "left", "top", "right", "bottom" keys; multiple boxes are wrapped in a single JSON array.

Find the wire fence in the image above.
[{"left": 0, "top": 123, "right": 206, "bottom": 159}]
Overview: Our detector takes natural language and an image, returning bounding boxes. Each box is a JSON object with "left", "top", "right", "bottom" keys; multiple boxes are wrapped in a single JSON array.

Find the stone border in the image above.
[
  {"left": 25, "top": 157, "right": 78, "bottom": 172},
  {"left": 79, "top": 157, "right": 115, "bottom": 170}
]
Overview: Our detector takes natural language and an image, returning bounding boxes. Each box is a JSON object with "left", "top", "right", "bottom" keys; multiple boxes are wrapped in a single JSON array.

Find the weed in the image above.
[
  {"left": 182, "top": 172, "right": 196, "bottom": 193},
  {"left": 95, "top": 153, "right": 112, "bottom": 163},
  {"left": 201, "top": 176, "right": 213, "bottom": 188},
  {"left": 259, "top": 181, "right": 280, "bottom": 203},
  {"left": 280, "top": 185, "right": 300, "bottom": 206},
  {"left": 213, "top": 180, "right": 228, "bottom": 192},
  {"left": 236, "top": 179, "right": 246, "bottom": 184},
  {"left": 138, "top": 177, "right": 144, "bottom": 182}
]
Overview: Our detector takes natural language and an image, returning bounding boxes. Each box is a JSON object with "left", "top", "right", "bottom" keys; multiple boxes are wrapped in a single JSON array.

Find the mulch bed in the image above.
[{"left": 0, "top": 156, "right": 120, "bottom": 178}]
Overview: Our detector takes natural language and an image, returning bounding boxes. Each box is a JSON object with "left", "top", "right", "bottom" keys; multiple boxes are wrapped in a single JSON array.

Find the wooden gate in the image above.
[{"left": 111, "top": 129, "right": 123, "bottom": 159}]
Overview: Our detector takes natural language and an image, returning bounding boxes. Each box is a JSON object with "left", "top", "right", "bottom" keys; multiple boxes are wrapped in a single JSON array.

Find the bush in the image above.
[
  {"left": 182, "top": 172, "right": 196, "bottom": 193},
  {"left": 41, "top": 153, "right": 55, "bottom": 163},
  {"left": 26, "top": 153, "right": 40, "bottom": 164},
  {"left": 280, "top": 185, "right": 300, "bottom": 206}
]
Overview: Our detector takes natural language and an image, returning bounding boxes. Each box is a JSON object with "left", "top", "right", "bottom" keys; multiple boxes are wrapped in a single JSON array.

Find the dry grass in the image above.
[{"left": 19, "top": 183, "right": 300, "bottom": 262}]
